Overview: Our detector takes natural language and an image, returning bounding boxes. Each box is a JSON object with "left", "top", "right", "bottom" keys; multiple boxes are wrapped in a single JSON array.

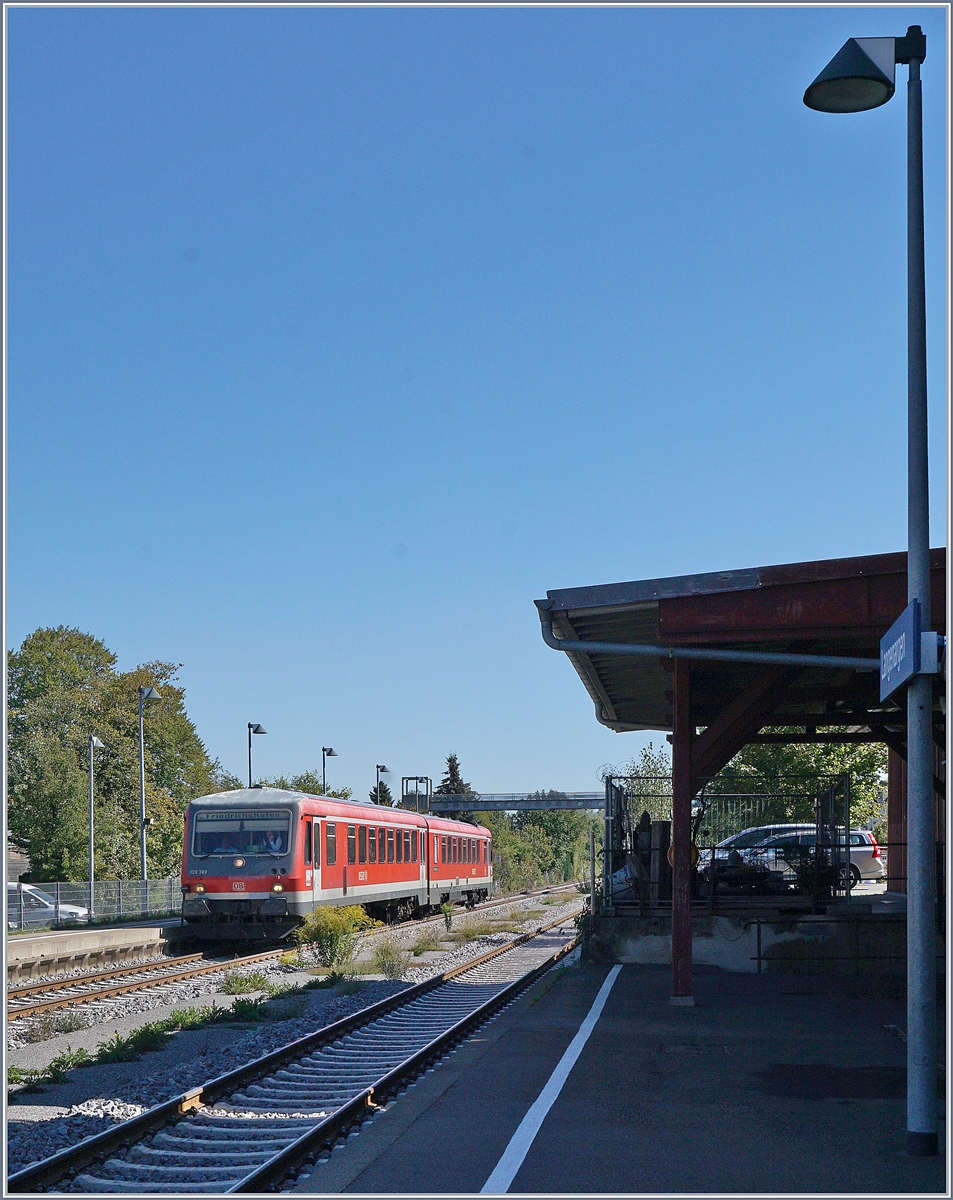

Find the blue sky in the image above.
[{"left": 7, "top": 6, "right": 948, "bottom": 796}]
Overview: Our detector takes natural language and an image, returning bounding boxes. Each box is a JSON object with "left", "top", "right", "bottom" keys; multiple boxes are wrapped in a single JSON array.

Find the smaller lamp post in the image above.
[
  {"left": 88, "top": 735, "right": 105, "bottom": 920},
  {"left": 138, "top": 687, "right": 161, "bottom": 881},
  {"left": 322, "top": 746, "right": 338, "bottom": 794},
  {"left": 247, "top": 723, "right": 267, "bottom": 787},
  {"left": 375, "top": 764, "right": 390, "bottom": 804}
]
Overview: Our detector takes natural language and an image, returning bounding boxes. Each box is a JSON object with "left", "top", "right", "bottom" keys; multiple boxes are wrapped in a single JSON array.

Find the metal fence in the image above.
[{"left": 6, "top": 878, "right": 181, "bottom": 932}]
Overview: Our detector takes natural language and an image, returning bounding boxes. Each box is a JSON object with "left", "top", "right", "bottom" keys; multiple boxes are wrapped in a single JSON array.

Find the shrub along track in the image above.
[
  {"left": 8, "top": 911, "right": 582, "bottom": 1193},
  {"left": 7, "top": 884, "right": 579, "bottom": 1022}
]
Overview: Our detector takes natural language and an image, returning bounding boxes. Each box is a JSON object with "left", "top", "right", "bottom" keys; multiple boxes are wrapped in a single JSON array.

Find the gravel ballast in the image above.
[{"left": 6, "top": 891, "right": 581, "bottom": 1176}]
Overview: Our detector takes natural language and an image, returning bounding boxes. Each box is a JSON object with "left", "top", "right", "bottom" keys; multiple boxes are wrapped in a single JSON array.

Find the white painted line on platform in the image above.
[{"left": 480, "top": 964, "right": 623, "bottom": 1195}]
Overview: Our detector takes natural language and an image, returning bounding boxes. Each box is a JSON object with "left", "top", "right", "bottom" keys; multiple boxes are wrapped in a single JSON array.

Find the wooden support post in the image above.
[{"left": 671, "top": 658, "right": 694, "bottom": 1004}]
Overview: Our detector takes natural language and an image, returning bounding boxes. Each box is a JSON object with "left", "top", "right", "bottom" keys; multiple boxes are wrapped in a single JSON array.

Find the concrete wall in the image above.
[{"left": 586, "top": 911, "right": 933, "bottom": 995}]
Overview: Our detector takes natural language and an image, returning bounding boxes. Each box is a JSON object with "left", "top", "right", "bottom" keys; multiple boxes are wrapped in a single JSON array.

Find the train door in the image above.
[
  {"left": 322, "top": 819, "right": 344, "bottom": 894},
  {"left": 304, "top": 816, "right": 316, "bottom": 910}
]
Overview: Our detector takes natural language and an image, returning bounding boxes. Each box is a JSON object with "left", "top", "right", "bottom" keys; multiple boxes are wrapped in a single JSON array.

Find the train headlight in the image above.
[
  {"left": 272, "top": 883, "right": 284, "bottom": 893},
  {"left": 233, "top": 857, "right": 245, "bottom": 868},
  {"left": 194, "top": 884, "right": 206, "bottom": 894}
]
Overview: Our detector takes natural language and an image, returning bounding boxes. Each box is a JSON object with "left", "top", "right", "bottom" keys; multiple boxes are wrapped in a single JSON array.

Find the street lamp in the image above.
[
  {"left": 137, "top": 687, "right": 161, "bottom": 881},
  {"left": 805, "top": 24, "right": 937, "bottom": 1158},
  {"left": 247, "top": 723, "right": 267, "bottom": 787},
  {"left": 88, "top": 736, "right": 104, "bottom": 920},
  {"left": 322, "top": 746, "right": 338, "bottom": 794},
  {"left": 375, "top": 764, "right": 390, "bottom": 804}
]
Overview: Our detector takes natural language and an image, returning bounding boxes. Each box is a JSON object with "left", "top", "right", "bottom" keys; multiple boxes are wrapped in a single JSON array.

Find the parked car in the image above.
[
  {"left": 7, "top": 883, "right": 88, "bottom": 929},
  {"left": 751, "top": 829, "right": 885, "bottom": 885},
  {"left": 697, "top": 824, "right": 816, "bottom": 878}
]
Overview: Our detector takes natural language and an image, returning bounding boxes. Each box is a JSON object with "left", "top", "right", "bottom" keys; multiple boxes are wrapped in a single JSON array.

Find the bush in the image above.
[
  {"left": 46, "top": 1046, "right": 90, "bottom": 1082},
  {"left": 294, "top": 905, "right": 379, "bottom": 969},
  {"left": 440, "top": 903, "right": 454, "bottom": 932},
  {"left": 372, "top": 937, "right": 408, "bottom": 980}
]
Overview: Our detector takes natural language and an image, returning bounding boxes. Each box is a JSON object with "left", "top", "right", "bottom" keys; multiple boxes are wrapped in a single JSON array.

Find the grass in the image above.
[
  {"left": 21, "top": 1011, "right": 88, "bottom": 1044},
  {"left": 411, "top": 931, "right": 443, "bottom": 956},
  {"left": 221, "top": 970, "right": 271, "bottom": 995},
  {"left": 372, "top": 938, "right": 408, "bottom": 980},
  {"left": 542, "top": 894, "right": 571, "bottom": 905}
]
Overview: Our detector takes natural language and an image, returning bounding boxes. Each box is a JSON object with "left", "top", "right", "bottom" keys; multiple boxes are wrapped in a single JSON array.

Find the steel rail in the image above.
[
  {"left": 7, "top": 949, "right": 287, "bottom": 1020},
  {"left": 7, "top": 884, "right": 576, "bottom": 1016},
  {"left": 7, "top": 953, "right": 207, "bottom": 999},
  {"left": 7, "top": 911, "right": 582, "bottom": 1193}
]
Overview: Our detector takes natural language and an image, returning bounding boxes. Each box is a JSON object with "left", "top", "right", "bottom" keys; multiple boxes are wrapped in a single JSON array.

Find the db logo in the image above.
[{"left": 232, "top": 881, "right": 245, "bottom": 891}]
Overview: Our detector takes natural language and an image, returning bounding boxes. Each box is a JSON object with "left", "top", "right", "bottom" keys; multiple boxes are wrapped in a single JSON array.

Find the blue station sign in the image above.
[{"left": 880, "top": 599, "right": 921, "bottom": 702}]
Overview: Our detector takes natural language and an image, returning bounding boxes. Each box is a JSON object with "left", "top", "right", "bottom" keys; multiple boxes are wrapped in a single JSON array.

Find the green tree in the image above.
[
  {"left": 369, "top": 780, "right": 394, "bottom": 805},
  {"left": 8, "top": 627, "right": 223, "bottom": 882},
  {"left": 434, "top": 753, "right": 477, "bottom": 822},
  {"left": 258, "top": 770, "right": 353, "bottom": 801},
  {"left": 715, "top": 738, "right": 887, "bottom": 828}
]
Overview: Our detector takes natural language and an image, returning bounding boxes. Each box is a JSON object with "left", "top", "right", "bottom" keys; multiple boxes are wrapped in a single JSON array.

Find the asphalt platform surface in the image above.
[{"left": 297, "top": 958, "right": 946, "bottom": 1195}]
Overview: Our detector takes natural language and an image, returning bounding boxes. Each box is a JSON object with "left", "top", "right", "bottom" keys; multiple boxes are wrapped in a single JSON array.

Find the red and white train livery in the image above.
[{"left": 180, "top": 788, "right": 492, "bottom": 940}]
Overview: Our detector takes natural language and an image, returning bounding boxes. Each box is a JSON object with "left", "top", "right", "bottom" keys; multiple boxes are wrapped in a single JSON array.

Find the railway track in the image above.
[
  {"left": 7, "top": 884, "right": 580, "bottom": 1021},
  {"left": 6, "top": 950, "right": 287, "bottom": 1021},
  {"left": 8, "top": 911, "right": 582, "bottom": 1194}
]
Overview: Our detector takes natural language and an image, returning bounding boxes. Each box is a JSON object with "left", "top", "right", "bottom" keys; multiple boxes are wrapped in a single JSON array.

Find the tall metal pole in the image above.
[
  {"left": 89, "top": 736, "right": 96, "bottom": 921},
  {"left": 138, "top": 690, "right": 147, "bottom": 881},
  {"left": 904, "top": 54, "right": 936, "bottom": 1159},
  {"left": 322, "top": 747, "right": 327, "bottom": 795},
  {"left": 248, "top": 723, "right": 253, "bottom": 788}
]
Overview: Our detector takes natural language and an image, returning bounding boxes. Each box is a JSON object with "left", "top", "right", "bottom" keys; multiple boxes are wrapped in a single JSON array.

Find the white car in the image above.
[{"left": 7, "top": 883, "right": 88, "bottom": 929}]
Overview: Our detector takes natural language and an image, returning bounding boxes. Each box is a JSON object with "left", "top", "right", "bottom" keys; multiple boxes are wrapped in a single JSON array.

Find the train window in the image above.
[
  {"left": 359, "top": 826, "right": 367, "bottom": 864},
  {"left": 304, "top": 820, "right": 312, "bottom": 866},
  {"left": 387, "top": 828, "right": 395, "bottom": 863},
  {"left": 379, "top": 827, "right": 386, "bottom": 863},
  {"left": 192, "top": 809, "right": 291, "bottom": 857},
  {"left": 403, "top": 830, "right": 411, "bottom": 862},
  {"left": 347, "top": 825, "right": 357, "bottom": 865},
  {"left": 368, "top": 827, "right": 377, "bottom": 864},
  {"left": 483, "top": 841, "right": 487, "bottom": 863},
  {"left": 452, "top": 837, "right": 458, "bottom": 864},
  {"left": 441, "top": 834, "right": 446, "bottom": 864},
  {"left": 434, "top": 835, "right": 439, "bottom": 862},
  {"left": 471, "top": 838, "right": 476, "bottom": 862},
  {"left": 325, "top": 823, "right": 337, "bottom": 866},
  {"left": 395, "top": 828, "right": 403, "bottom": 864},
  {"left": 411, "top": 830, "right": 418, "bottom": 862}
]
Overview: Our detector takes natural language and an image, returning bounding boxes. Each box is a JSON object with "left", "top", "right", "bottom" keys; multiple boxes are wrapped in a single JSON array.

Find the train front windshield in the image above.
[{"left": 191, "top": 810, "right": 291, "bottom": 857}]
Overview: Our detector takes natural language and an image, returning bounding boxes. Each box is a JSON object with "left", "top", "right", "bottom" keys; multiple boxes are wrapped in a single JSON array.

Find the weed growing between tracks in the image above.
[
  {"left": 372, "top": 938, "right": 409, "bottom": 980},
  {"left": 20, "top": 1011, "right": 89, "bottom": 1043}
]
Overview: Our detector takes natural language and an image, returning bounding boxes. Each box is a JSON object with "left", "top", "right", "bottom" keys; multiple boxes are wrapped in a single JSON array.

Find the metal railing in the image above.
[{"left": 6, "top": 878, "right": 180, "bottom": 932}]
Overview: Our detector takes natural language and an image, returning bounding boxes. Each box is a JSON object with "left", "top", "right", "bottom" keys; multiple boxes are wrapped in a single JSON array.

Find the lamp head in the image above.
[
  {"left": 377, "top": 764, "right": 390, "bottom": 773},
  {"left": 90, "top": 736, "right": 105, "bottom": 749},
  {"left": 323, "top": 747, "right": 338, "bottom": 757},
  {"left": 249, "top": 724, "right": 267, "bottom": 735},
  {"left": 140, "top": 686, "right": 161, "bottom": 702},
  {"left": 804, "top": 36, "right": 896, "bottom": 112}
]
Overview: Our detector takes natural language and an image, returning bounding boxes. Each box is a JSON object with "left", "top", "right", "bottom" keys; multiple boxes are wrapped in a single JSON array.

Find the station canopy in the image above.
[{"left": 536, "top": 549, "right": 946, "bottom": 777}]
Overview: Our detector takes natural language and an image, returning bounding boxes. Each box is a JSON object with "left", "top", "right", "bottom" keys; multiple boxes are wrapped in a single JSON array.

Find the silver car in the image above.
[
  {"left": 7, "top": 883, "right": 88, "bottom": 929},
  {"left": 752, "top": 829, "right": 886, "bottom": 885}
]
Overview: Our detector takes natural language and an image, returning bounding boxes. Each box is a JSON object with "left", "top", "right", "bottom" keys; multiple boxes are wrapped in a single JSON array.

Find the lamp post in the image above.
[
  {"left": 247, "top": 723, "right": 267, "bottom": 787},
  {"left": 137, "top": 687, "right": 161, "bottom": 881},
  {"left": 804, "top": 25, "right": 936, "bottom": 1157},
  {"left": 375, "top": 764, "right": 390, "bottom": 804},
  {"left": 88, "top": 735, "right": 104, "bottom": 919},
  {"left": 322, "top": 746, "right": 337, "bottom": 794}
]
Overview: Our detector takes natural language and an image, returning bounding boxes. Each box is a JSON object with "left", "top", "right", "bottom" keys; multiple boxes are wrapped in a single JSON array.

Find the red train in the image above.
[{"left": 180, "top": 787, "right": 493, "bottom": 941}]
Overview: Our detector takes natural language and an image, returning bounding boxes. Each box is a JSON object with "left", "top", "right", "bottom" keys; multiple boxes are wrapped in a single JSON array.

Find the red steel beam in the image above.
[{"left": 671, "top": 658, "right": 693, "bottom": 1004}]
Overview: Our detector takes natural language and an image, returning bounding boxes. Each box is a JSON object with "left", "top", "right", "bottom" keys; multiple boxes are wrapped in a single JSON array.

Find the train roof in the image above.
[{"left": 187, "top": 789, "right": 490, "bottom": 834}]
